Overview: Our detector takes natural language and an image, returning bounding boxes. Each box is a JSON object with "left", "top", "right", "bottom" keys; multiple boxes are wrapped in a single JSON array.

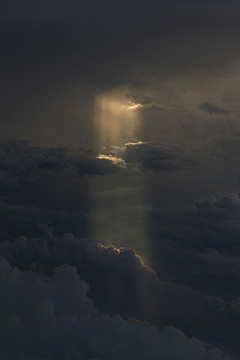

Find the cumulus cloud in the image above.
[
  {"left": 199, "top": 102, "right": 233, "bottom": 115},
  {"left": 0, "top": 256, "right": 232, "bottom": 360},
  {"left": 0, "top": 225, "right": 238, "bottom": 356}
]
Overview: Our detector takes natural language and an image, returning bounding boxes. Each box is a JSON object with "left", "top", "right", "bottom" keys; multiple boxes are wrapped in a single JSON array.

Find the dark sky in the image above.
[{"left": 1, "top": 1, "right": 240, "bottom": 359}]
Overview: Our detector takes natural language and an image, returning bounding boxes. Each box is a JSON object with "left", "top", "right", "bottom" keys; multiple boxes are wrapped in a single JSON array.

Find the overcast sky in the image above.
[{"left": 1, "top": 1, "right": 240, "bottom": 359}]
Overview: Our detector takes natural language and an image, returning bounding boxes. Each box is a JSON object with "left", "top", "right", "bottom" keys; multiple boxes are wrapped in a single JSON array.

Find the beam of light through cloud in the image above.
[
  {"left": 90, "top": 88, "right": 149, "bottom": 263},
  {"left": 93, "top": 89, "right": 140, "bottom": 152}
]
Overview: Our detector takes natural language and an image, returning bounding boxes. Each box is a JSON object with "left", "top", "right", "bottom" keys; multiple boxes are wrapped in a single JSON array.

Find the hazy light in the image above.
[
  {"left": 90, "top": 88, "right": 148, "bottom": 263},
  {"left": 94, "top": 90, "right": 140, "bottom": 151}
]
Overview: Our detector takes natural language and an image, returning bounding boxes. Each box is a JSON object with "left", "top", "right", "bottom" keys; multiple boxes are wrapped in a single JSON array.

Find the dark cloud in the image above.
[
  {"left": 0, "top": 225, "right": 238, "bottom": 357},
  {"left": 205, "top": 293, "right": 240, "bottom": 353},
  {"left": 146, "top": 193, "right": 240, "bottom": 300},
  {"left": 0, "top": 256, "right": 232, "bottom": 360},
  {"left": 149, "top": 192, "right": 240, "bottom": 254},
  {"left": 73, "top": 152, "right": 126, "bottom": 177},
  {"left": 0, "top": 140, "right": 200, "bottom": 191},
  {"left": 199, "top": 102, "right": 232, "bottom": 115},
  {"left": 206, "top": 295, "right": 240, "bottom": 326},
  {"left": 0, "top": 141, "right": 128, "bottom": 190},
  {"left": 1, "top": 0, "right": 240, "bottom": 358},
  {"left": 0, "top": 140, "right": 69, "bottom": 190},
  {"left": 119, "top": 141, "right": 199, "bottom": 172},
  {"left": 0, "top": 200, "right": 88, "bottom": 241}
]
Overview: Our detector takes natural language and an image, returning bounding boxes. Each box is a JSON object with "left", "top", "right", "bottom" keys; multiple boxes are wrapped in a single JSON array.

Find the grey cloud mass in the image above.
[
  {"left": 0, "top": 256, "right": 232, "bottom": 360},
  {"left": 0, "top": 225, "right": 238, "bottom": 357},
  {"left": 0, "top": 141, "right": 127, "bottom": 190},
  {"left": 120, "top": 141, "right": 199, "bottom": 172},
  {"left": 0, "top": 140, "right": 199, "bottom": 192},
  {"left": 0, "top": 200, "right": 89, "bottom": 240},
  {"left": 0, "top": 140, "right": 68, "bottom": 189},
  {"left": 149, "top": 193, "right": 240, "bottom": 254},
  {"left": 206, "top": 295, "right": 240, "bottom": 321},
  {"left": 199, "top": 102, "right": 233, "bottom": 115}
]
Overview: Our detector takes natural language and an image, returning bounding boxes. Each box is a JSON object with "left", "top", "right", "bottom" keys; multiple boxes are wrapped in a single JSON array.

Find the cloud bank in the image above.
[
  {"left": 0, "top": 140, "right": 200, "bottom": 191},
  {"left": 0, "top": 256, "right": 231, "bottom": 360}
]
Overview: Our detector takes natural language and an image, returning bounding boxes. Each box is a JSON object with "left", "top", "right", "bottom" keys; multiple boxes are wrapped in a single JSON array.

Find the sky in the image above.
[{"left": 1, "top": 0, "right": 240, "bottom": 359}]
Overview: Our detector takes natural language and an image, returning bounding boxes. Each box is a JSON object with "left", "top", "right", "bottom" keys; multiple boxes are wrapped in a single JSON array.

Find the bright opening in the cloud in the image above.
[{"left": 94, "top": 90, "right": 141, "bottom": 151}]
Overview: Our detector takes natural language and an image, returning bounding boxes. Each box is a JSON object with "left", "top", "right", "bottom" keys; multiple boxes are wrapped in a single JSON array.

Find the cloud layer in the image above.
[
  {"left": 0, "top": 141, "right": 127, "bottom": 190},
  {"left": 0, "top": 140, "right": 200, "bottom": 191},
  {"left": 0, "top": 256, "right": 232, "bottom": 360}
]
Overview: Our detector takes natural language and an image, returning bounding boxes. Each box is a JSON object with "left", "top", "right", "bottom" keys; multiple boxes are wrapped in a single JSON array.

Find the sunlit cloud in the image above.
[
  {"left": 96, "top": 154, "right": 126, "bottom": 167},
  {"left": 125, "top": 102, "right": 175, "bottom": 111}
]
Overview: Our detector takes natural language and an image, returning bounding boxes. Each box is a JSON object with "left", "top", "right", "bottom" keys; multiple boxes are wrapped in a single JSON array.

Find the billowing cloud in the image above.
[
  {"left": 0, "top": 256, "right": 232, "bottom": 360},
  {"left": 199, "top": 102, "right": 233, "bottom": 115},
  {"left": 0, "top": 225, "right": 238, "bottom": 356}
]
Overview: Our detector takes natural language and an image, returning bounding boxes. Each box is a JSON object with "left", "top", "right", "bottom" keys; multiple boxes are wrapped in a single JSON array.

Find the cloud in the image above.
[
  {"left": 73, "top": 152, "right": 126, "bottom": 177},
  {"left": 199, "top": 102, "right": 233, "bottom": 115},
  {"left": 0, "top": 141, "right": 128, "bottom": 190},
  {"left": 0, "top": 256, "right": 232, "bottom": 360},
  {"left": 0, "top": 225, "right": 238, "bottom": 356},
  {"left": 206, "top": 294, "right": 240, "bottom": 323},
  {"left": 147, "top": 192, "right": 240, "bottom": 304},
  {"left": 149, "top": 192, "right": 240, "bottom": 253},
  {"left": 0, "top": 140, "right": 200, "bottom": 191},
  {"left": 0, "top": 201, "right": 89, "bottom": 241},
  {"left": 0, "top": 140, "right": 68, "bottom": 190},
  {"left": 118, "top": 141, "right": 199, "bottom": 172},
  {"left": 126, "top": 102, "right": 174, "bottom": 111}
]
